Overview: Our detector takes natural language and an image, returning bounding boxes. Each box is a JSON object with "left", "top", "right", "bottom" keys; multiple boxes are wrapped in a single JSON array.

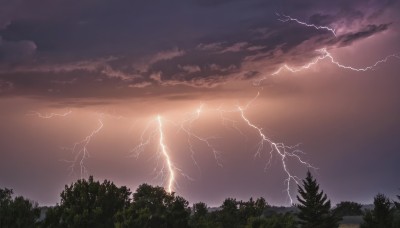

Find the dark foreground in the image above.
[{"left": 1, "top": 171, "right": 399, "bottom": 228}]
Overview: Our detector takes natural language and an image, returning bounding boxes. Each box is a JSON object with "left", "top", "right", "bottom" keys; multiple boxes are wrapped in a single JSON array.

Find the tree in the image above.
[
  {"left": 361, "top": 193, "right": 394, "bottom": 228},
  {"left": 189, "top": 197, "right": 268, "bottom": 228},
  {"left": 44, "top": 176, "right": 131, "bottom": 228},
  {"left": 0, "top": 188, "right": 40, "bottom": 228},
  {"left": 193, "top": 202, "right": 208, "bottom": 218},
  {"left": 168, "top": 196, "right": 190, "bottom": 227},
  {"left": 254, "top": 197, "right": 267, "bottom": 215},
  {"left": 219, "top": 198, "right": 240, "bottom": 228},
  {"left": 395, "top": 191, "right": 400, "bottom": 210},
  {"left": 190, "top": 202, "right": 209, "bottom": 228},
  {"left": 333, "top": 201, "right": 363, "bottom": 217},
  {"left": 296, "top": 171, "right": 338, "bottom": 228},
  {"left": 115, "top": 183, "right": 190, "bottom": 228},
  {"left": 41, "top": 206, "right": 62, "bottom": 228},
  {"left": 238, "top": 197, "right": 268, "bottom": 226},
  {"left": 394, "top": 191, "right": 400, "bottom": 227}
]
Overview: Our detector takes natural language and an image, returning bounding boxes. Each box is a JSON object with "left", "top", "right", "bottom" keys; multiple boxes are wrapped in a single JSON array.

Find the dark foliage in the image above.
[
  {"left": 114, "top": 183, "right": 190, "bottom": 228},
  {"left": 190, "top": 202, "right": 209, "bottom": 228},
  {"left": 296, "top": 171, "right": 338, "bottom": 228},
  {"left": 0, "top": 188, "right": 40, "bottom": 228},
  {"left": 2, "top": 176, "right": 399, "bottom": 227},
  {"left": 361, "top": 193, "right": 394, "bottom": 228},
  {"left": 395, "top": 191, "right": 400, "bottom": 210},
  {"left": 333, "top": 201, "right": 363, "bottom": 217},
  {"left": 43, "top": 176, "right": 131, "bottom": 228},
  {"left": 246, "top": 213, "right": 297, "bottom": 228}
]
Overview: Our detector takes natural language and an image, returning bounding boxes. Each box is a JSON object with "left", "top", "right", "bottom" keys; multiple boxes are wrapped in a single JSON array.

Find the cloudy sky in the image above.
[{"left": 1, "top": 0, "right": 400, "bottom": 206}]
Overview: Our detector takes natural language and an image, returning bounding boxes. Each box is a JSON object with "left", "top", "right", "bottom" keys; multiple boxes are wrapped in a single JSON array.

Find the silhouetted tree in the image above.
[
  {"left": 296, "top": 171, "right": 338, "bottom": 228},
  {"left": 219, "top": 198, "right": 240, "bottom": 228},
  {"left": 190, "top": 202, "right": 210, "bottom": 228},
  {"left": 115, "top": 183, "right": 190, "bottom": 228},
  {"left": 43, "top": 176, "right": 131, "bottom": 228},
  {"left": 238, "top": 197, "right": 268, "bottom": 226},
  {"left": 40, "top": 206, "right": 62, "bottom": 228},
  {"left": 254, "top": 197, "right": 267, "bottom": 215},
  {"left": 394, "top": 191, "right": 400, "bottom": 227},
  {"left": 333, "top": 201, "right": 363, "bottom": 217},
  {"left": 168, "top": 196, "right": 190, "bottom": 227},
  {"left": 0, "top": 188, "right": 40, "bottom": 228},
  {"left": 361, "top": 193, "right": 394, "bottom": 228},
  {"left": 190, "top": 197, "right": 268, "bottom": 228},
  {"left": 395, "top": 191, "right": 400, "bottom": 210},
  {"left": 193, "top": 202, "right": 208, "bottom": 217}
]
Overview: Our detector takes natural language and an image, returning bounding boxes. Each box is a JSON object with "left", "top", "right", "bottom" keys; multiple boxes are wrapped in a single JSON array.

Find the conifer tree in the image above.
[
  {"left": 361, "top": 193, "right": 394, "bottom": 228},
  {"left": 296, "top": 171, "right": 338, "bottom": 228}
]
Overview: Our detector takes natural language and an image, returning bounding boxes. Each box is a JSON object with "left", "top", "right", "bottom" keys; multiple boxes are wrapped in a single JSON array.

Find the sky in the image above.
[{"left": 1, "top": 0, "right": 400, "bottom": 207}]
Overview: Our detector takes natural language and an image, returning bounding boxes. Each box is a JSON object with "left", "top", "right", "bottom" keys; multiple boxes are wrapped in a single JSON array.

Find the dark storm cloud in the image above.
[
  {"left": 308, "top": 13, "right": 336, "bottom": 26},
  {"left": 0, "top": 0, "right": 398, "bottom": 100},
  {"left": 0, "top": 36, "right": 36, "bottom": 61},
  {"left": 335, "top": 23, "right": 391, "bottom": 47},
  {"left": 194, "top": 0, "right": 238, "bottom": 7}
]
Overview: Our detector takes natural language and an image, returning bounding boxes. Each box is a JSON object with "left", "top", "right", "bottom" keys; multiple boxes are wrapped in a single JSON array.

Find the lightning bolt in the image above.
[
  {"left": 26, "top": 110, "right": 72, "bottom": 119},
  {"left": 216, "top": 105, "right": 248, "bottom": 141},
  {"left": 179, "top": 104, "right": 222, "bottom": 169},
  {"left": 276, "top": 12, "right": 337, "bottom": 36},
  {"left": 271, "top": 48, "right": 400, "bottom": 76},
  {"left": 131, "top": 115, "right": 183, "bottom": 193},
  {"left": 157, "top": 115, "right": 175, "bottom": 193},
  {"left": 254, "top": 14, "right": 400, "bottom": 201},
  {"left": 269, "top": 13, "right": 400, "bottom": 78},
  {"left": 184, "top": 93, "right": 314, "bottom": 204},
  {"left": 27, "top": 109, "right": 105, "bottom": 179},
  {"left": 236, "top": 92, "right": 314, "bottom": 204},
  {"left": 62, "top": 117, "right": 104, "bottom": 179}
]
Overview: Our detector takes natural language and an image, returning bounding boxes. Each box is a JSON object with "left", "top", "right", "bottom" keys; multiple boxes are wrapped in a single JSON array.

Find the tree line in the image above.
[{"left": 1, "top": 171, "right": 399, "bottom": 228}]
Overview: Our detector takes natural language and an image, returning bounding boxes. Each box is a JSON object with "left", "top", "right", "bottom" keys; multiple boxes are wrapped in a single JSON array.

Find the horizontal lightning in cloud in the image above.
[
  {"left": 271, "top": 48, "right": 400, "bottom": 76},
  {"left": 269, "top": 13, "right": 400, "bottom": 77},
  {"left": 26, "top": 110, "right": 72, "bottom": 119},
  {"left": 276, "top": 12, "right": 337, "bottom": 36}
]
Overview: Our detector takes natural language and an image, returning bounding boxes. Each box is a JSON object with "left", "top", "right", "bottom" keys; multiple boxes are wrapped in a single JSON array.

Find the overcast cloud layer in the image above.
[{"left": 0, "top": 0, "right": 398, "bottom": 100}]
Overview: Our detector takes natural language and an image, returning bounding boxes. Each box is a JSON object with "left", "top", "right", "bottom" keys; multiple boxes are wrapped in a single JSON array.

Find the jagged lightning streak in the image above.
[
  {"left": 271, "top": 48, "right": 400, "bottom": 76},
  {"left": 271, "top": 13, "right": 400, "bottom": 77},
  {"left": 26, "top": 110, "right": 72, "bottom": 119},
  {"left": 62, "top": 117, "right": 104, "bottom": 179},
  {"left": 254, "top": 14, "right": 399, "bottom": 201},
  {"left": 236, "top": 92, "right": 314, "bottom": 204},
  {"left": 192, "top": 93, "right": 314, "bottom": 204},
  {"left": 131, "top": 115, "right": 180, "bottom": 193},
  {"left": 276, "top": 12, "right": 337, "bottom": 36},
  {"left": 132, "top": 107, "right": 223, "bottom": 192},
  {"left": 157, "top": 115, "right": 175, "bottom": 193},
  {"left": 179, "top": 105, "right": 222, "bottom": 168},
  {"left": 27, "top": 109, "right": 104, "bottom": 178}
]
